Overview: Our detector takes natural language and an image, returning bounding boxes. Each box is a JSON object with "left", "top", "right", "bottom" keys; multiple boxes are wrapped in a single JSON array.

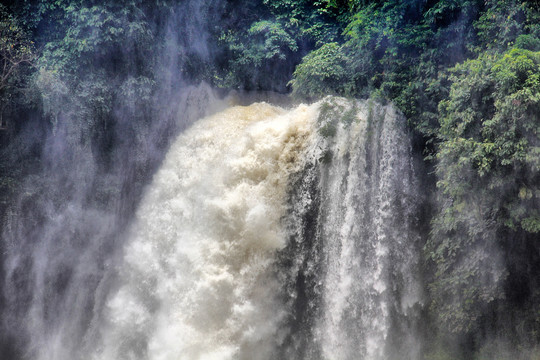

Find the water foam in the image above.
[
  {"left": 96, "top": 103, "right": 317, "bottom": 360},
  {"left": 91, "top": 98, "right": 421, "bottom": 360}
]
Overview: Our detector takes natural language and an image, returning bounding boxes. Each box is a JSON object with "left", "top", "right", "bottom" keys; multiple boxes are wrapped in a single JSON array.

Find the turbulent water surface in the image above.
[{"left": 2, "top": 98, "right": 422, "bottom": 360}]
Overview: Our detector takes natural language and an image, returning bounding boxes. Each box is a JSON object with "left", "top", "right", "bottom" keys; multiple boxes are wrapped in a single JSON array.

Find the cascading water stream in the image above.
[
  {"left": 95, "top": 102, "right": 317, "bottom": 360},
  {"left": 277, "top": 98, "right": 422, "bottom": 360},
  {"left": 93, "top": 98, "right": 422, "bottom": 360},
  {"left": 2, "top": 95, "right": 422, "bottom": 359}
]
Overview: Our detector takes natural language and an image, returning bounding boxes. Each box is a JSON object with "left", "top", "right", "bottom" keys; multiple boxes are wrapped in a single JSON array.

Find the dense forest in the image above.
[{"left": 0, "top": 0, "right": 539, "bottom": 359}]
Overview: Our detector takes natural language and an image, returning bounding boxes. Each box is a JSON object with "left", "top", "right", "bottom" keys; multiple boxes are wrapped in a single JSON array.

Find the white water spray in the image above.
[
  {"left": 96, "top": 103, "right": 318, "bottom": 360},
  {"left": 95, "top": 98, "right": 421, "bottom": 360}
]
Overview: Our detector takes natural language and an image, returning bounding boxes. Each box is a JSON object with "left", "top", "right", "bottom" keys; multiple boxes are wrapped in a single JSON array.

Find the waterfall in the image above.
[
  {"left": 279, "top": 98, "right": 422, "bottom": 359},
  {"left": 2, "top": 96, "right": 422, "bottom": 359},
  {"left": 95, "top": 98, "right": 422, "bottom": 359},
  {"left": 275, "top": 98, "right": 422, "bottom": 359},
  {"left": 95, "top": 102, "right": 317, "bottom": 360}
]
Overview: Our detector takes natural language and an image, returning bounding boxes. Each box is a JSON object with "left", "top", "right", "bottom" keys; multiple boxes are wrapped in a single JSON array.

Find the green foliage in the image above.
[
  {"left": 37, "top": 3, "right": 152, "bottom": 79},
  {"left": 215, "top": 0, "right": 354, "bottom": 90},
  {"left": 28, "top": 1, "right": 159, "bottom": 136},
  {"left": 474, "top": 0, "right": 536, "bottom": 51},
  {"left": 515, "top": 34, "right": 540, "bottom": 51},
  {"left": 428, "top": 47, "right": 540, "bottom": 335},
  {"left": 437, "top": 48, "right": 540, "bottom": 232},
  {"left": 218, "top": 19, "right": 298, "bottom": 89},
  {"left": 287, "top": 0, "right": 490, "bottom": 127},
  {"left": 289, "top": 42, "right": 350, "bottom": 98},
  {"left": 341, "top": 0, "right": 483, "bottom": 120},
  {"left": 262, "top": 0, "right": 345, "bottom": 45},
  {"left": 0, "top": 5, "right": 35, "bottom": 87},
  {"left": 248, "top": 20, "right": 299, "bottom": 61},
  {"left": 0, "top": 4, "right": 36, "bottom": 127}
]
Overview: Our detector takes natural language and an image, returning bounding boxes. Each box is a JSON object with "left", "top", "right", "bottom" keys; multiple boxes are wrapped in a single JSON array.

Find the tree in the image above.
[
  {"left": 427, "top": 47, "right": 540, "bottom": 339},
  {"left": 0, "top": 4, "right": 35, "bottom": 129},
  {"left": 289, "top": 42, "right": 351, "bottom": 98}
]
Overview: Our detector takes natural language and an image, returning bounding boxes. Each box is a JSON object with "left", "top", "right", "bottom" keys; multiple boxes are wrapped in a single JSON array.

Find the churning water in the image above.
[{"left": 2, "top": 98, "right": 422, "bottom": 359}]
